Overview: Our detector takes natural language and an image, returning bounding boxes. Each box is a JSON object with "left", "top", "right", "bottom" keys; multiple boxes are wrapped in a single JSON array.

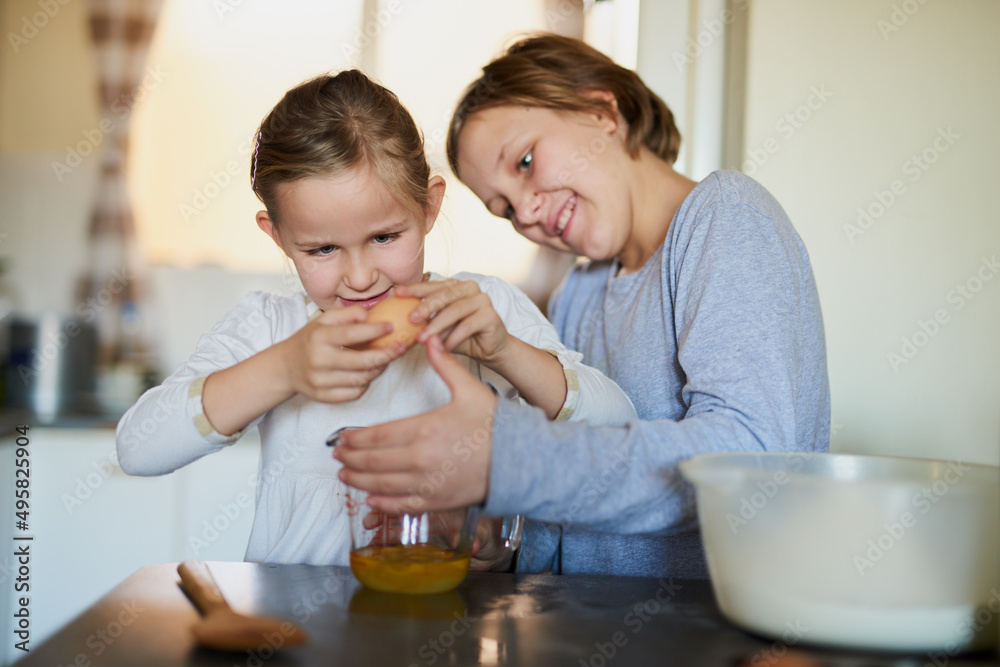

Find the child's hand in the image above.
[
  {"left": 395, "top": 280, "right": 510, "bottom": 367},
  {"left": 334, "top": 335, "right": 496, "bottom": 512},
  {"left": 281, "top": 306, "right": 406, "bottom": 403}
]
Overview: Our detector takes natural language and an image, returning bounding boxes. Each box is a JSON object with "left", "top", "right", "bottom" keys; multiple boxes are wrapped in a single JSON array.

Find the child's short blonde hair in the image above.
[{"left": 252, "top": 70, "right": 431, "bottom": 225}]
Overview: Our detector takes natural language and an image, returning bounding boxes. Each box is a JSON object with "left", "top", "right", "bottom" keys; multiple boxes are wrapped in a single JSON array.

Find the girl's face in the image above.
[
  {"left": 257, "top": 166, "right": 442, "bottom": 311},
  {"left": 455, "top": 103, "right": 632, "bottom": 262}
]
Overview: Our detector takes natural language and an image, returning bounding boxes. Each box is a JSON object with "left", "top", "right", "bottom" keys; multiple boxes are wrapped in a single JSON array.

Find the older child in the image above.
[{"left": 335, "top": 35, "right": 830, "bottom": 578}]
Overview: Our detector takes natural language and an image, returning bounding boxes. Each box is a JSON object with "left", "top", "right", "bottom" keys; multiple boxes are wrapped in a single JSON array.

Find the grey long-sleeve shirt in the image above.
[{"left": 483, "top": 171, "right": 831, "bottom": 578}]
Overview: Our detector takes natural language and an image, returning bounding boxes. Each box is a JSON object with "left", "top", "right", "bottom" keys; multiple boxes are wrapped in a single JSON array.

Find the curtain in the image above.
[{"left": 79, "top": 0, "right": 164, "bottom": 368}]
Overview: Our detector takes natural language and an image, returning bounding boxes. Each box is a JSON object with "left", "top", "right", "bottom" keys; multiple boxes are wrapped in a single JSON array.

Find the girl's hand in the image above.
[
  {"left": 334, "top": 335, "right": 496, "bottom": 512},
  {"left": 399, "top": 279, "right": 567, "bottom": 420},
  {"left": 395, "top": 280, "right": 510, "bottom": 368},
  {"left": 281, "top": 306, "right": 407, "bottom": 403}
]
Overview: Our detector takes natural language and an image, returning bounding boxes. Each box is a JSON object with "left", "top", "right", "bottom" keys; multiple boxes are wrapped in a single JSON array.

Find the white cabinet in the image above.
[
  {"left": 0, "top": 427, "right": 259, "bottom": 665},
  {"left": 176, "top": 440, "right": 261, "bottom": 562}
]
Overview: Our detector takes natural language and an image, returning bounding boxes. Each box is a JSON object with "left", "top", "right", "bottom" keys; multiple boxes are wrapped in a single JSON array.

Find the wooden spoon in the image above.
[{"left": 177, "top": 559, "right": 307, "bottom": 652}]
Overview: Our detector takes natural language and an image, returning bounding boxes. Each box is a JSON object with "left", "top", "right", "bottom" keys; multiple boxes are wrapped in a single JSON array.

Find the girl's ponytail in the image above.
[{"left": 252, "top": 71, "right": 430, "bottom": 226}]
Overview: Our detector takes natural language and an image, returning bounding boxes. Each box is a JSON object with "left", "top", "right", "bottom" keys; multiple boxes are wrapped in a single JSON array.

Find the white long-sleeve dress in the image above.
[{"left": 116, "top": 272, "right": 636, "bottom": 566}]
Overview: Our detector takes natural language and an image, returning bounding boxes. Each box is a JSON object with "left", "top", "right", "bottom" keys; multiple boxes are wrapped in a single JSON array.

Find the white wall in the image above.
[
  {"left": 742, "top": 0, "right": 1000, "bottom": 465},
  {"left": 637, "top": 0, "right": 736, "bottom": 179}
]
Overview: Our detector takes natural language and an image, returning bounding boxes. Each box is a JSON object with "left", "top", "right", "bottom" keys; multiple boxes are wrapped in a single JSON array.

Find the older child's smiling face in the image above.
[
  {"left": 455, "top": 104, "right": 632, "bottom": 262},
  {"left": 257, "top": 166, "right": 439, "bottom": 311}
]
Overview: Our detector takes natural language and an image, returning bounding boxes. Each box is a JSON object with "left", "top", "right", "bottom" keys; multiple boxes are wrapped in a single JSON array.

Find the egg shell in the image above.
[{"left": 364, "top": 295, "right": 426, "bottom": 350}]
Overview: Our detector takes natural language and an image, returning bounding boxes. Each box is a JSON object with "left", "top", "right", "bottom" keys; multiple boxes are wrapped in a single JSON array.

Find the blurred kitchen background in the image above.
[{"left": 0, "top": 0, "right": 997, "bottom": 661}]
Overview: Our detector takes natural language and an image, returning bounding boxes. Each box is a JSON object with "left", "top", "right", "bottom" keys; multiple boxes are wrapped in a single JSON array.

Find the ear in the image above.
[
  {"left": 422, "top": 175, "right": 447, "bottom": 235},
  {"left": 580, "top": 88, "right": 620, "bottom": 134},
  {"left": 256, "top": 210, "right": 287, "bottom": 254}
]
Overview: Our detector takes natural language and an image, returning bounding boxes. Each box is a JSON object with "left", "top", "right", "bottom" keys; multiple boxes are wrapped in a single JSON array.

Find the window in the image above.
[{"left": 130, "top": 0, "right": 553, "bottom": 284}]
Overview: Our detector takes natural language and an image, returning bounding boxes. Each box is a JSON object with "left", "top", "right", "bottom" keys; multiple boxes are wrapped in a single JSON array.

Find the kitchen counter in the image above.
[
  {"left": 0, "top": 408, "right": 120, "bottom": 437},
  {"left": 13, "top": 561, "right": 1000, "bottom": 666},
  {"left": 0, "top": 429, "right": 260, "bottom": 664}
]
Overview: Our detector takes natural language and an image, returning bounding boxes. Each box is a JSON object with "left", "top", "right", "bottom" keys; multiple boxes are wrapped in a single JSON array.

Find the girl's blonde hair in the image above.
[
  {"left": 447, "top": 34, "right": 681, "bottom": 175},
  {"left": 251, "top": 70, "right": 430, "bottom": 225}
]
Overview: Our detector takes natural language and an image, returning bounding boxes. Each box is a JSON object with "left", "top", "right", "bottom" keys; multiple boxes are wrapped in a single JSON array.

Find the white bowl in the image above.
[{"left": 680, "top": 452, "right": 999, "bottom": 653}]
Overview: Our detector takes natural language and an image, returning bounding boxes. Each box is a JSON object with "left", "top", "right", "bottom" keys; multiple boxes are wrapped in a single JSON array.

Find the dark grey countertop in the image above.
[{"left": 14, "top": 561, "right": 1000, "bottom": 666}]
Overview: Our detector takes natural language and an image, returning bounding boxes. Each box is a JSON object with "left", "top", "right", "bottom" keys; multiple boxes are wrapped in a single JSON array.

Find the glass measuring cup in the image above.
[{"left": 346, "top": 486, "right": 480, "bottom": 594}]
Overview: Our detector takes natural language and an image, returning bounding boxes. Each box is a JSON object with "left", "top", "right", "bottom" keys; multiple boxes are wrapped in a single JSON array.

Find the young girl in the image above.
[
  {"left": 115, "top": 70, "right": 635, "bottom": 566},
  {"left": 334, "top": 35, "right": 831, "bottom": 578}
]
